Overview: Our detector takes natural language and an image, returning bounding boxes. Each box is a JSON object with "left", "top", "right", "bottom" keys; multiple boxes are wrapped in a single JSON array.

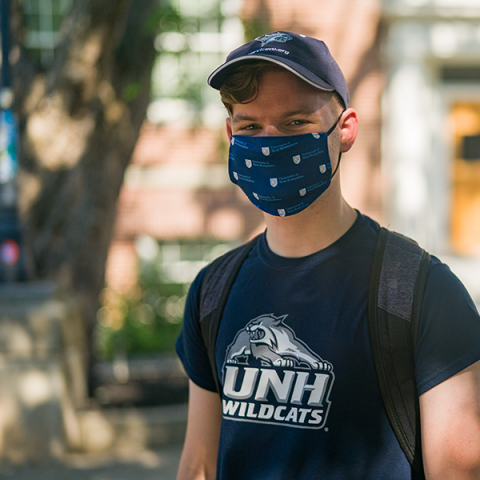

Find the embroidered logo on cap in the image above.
[{"left": 256, "top": 32, "right": 293, "bottom": 47}]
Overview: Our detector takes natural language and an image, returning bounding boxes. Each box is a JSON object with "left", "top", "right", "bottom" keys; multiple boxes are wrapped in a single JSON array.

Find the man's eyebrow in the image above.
[{"left": 231, "top": 113, "right": 257, "bottom": 124}]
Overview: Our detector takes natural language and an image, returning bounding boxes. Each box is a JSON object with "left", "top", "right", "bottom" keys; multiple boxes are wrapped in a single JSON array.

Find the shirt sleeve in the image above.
[
  {"left": 175, "top": 267, "right": 218, "bottom": 392},
  {"left": 415, "top": 258, "right": 480, "bottom": 396}
]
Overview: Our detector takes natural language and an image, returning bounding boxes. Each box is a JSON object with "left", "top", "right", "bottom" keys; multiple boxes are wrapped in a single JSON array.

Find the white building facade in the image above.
[
  {"left": 382, "top": 0, "right": 480, "bottom": 255},
  {"left": 382, "top": 0, "right": 480, "bottom": 302}
]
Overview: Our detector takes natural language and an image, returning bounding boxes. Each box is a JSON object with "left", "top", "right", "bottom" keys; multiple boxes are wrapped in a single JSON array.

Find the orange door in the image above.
[{"left": 451, "top": 103, "right": 480, "bottom": 255}]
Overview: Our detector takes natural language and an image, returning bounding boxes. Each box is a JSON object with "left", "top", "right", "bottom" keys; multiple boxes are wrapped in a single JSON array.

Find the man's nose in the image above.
[{"left": 261, "top": 125, "right": 282, "bottom": 137}]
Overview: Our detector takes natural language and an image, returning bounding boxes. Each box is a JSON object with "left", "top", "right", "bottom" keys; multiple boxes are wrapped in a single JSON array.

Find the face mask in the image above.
[{"left": 228, "top": 112, "right": 343, "bottom": 217}]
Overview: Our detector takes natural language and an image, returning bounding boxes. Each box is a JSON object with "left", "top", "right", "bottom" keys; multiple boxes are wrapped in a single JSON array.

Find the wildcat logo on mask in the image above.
[
  {"left": 233, "top": 172, "right": 239, "bottom": 180},
  {"left": 270, "top": 178, "right": 278, "bottom": 187},
  {"left": 278, "top": 209, "right": 286, "bottom": 217},
  {"left": 319, "top": 164, "right": 327, "bottom": 174},
  {"left": 222, "top": 314, "right": 335, "bottom": 429},
  {"left": 293, "top": 155, "right": 301, "bottom": 164},
  {"left": 312, "top": 133, "right": 321, "bottom": 139},
  {"left": 262, "top": 147, "right": 271, "bottom": 156},
  {"left": 246, "top": 159, "right": 253, "bottom": 168},
  {"left": 299, "top": 188, "right": 306, "bottom": 197}
]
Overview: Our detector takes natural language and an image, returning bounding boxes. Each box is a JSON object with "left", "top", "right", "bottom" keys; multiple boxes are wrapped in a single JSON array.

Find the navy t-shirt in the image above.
[{"left": 176, "top": 213, "right": 480, "bottom": 479}]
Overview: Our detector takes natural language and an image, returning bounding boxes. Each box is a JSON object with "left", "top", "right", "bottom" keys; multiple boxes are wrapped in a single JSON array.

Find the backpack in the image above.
[{"left": 198, "top": 227, "right": 430, "bottom": 477}]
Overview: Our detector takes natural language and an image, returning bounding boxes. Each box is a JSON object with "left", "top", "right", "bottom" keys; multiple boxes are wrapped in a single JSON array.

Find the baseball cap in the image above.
[{"left": 208, "top": 31, "right": 349, "bottom": 107}]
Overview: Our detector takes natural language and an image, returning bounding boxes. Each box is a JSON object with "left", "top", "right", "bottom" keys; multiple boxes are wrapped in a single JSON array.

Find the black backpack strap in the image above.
[
  {"left": 369, "top": 227, "right": 430, "bottom": 477},
  {"left": 199, "top": 235, "right": 261, "bottom": 395}
]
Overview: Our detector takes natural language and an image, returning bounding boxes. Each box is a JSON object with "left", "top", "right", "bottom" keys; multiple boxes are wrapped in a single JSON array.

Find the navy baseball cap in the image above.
[{"left": 208, "top": 31, "right": 349, "bottom": 107}]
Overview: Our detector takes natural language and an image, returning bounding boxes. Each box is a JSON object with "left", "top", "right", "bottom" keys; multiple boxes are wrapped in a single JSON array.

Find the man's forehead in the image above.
[
  {"left": 229, "top": 80, "right": 337, "bottom": 118},
  {"left": 231, "top": 107, "right": 325, "bottom": 122}
]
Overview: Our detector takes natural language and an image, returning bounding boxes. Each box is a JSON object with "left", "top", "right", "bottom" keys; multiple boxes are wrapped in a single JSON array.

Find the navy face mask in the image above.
[{"left": 228, "top": 112, "right": 343, "bottom": 217}]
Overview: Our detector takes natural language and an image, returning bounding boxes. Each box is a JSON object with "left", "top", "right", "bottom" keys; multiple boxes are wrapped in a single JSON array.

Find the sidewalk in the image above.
[
  {"left": 0, "top": 402, "right": 187, "bottom": 480},
  {"left": 0, "top": 444, "right": 183, "bottom": 480}
]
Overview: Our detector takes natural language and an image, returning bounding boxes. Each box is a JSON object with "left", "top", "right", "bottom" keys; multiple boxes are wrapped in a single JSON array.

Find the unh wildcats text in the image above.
[{"left": 222, "top": 365, "right": 334, "bottom": 429}]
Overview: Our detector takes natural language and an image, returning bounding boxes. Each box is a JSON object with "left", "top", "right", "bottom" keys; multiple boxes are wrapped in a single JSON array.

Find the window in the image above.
[
  {"left": 23, "top": 0, "right": 71, "bottom": 67},
  {"left": 441, "top": 66, "right": 480, "bottom": 84},
  {"left": 22, "top": 0, "right": 244, "bottom": 125},
  {"left": 148, "top": 0, "right": 244, "bottom": 127}
]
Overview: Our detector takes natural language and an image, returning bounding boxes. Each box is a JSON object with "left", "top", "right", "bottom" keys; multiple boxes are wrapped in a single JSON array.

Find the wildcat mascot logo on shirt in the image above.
[{"left": 221, "top": 314, "right": 335, "bottom": 429}]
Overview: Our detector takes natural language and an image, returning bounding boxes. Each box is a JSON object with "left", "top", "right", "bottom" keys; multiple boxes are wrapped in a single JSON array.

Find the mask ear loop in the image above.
[
  {"left": 326, "top": 110, "right": 346, "bottom": 180},
  {"left": 331, "top": 152, "right": 342, "bottom": 179}
]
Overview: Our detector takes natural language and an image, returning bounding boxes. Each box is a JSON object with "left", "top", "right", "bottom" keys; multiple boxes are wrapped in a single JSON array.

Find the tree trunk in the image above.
[{"left": 10, "top": 0, "right": 158, "bottom": 378}]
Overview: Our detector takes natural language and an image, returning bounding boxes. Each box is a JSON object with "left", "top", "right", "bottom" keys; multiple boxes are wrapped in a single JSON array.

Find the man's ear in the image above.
[
  {"left": 339, "top": 108, "right": 359, "bottom": 153},
  {"left": 226, "top": 117, "right": 232, "bottom": 140}
]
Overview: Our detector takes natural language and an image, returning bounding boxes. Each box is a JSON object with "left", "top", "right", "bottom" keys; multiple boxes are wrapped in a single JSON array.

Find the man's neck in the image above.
[{"left": 264, "top": 196, "right": 358, "bottom": 258}]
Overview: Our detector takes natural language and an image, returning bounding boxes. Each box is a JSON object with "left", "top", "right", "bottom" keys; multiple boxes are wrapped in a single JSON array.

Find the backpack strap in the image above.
[
  {"left": 199, "top": 235, "right": 261, "bottom": 395},
  {"left": 368, "top": 227, "right": 430, "bottom": 477}
]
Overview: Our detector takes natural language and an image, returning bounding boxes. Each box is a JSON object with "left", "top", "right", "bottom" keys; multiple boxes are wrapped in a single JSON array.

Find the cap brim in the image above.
[{"left": 208, "top": 55, "right": 335, "bottom": 93}]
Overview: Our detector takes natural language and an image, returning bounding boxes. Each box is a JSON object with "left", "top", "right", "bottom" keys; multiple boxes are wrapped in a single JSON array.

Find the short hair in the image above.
[{"left": 219, "top": 61, "right": 344, "bottom": 115}]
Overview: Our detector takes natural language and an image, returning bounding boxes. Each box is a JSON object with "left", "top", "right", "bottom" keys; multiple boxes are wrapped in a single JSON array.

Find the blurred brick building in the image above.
[{"left": 21, "top": 0, "right": 480, "bottom": 307}]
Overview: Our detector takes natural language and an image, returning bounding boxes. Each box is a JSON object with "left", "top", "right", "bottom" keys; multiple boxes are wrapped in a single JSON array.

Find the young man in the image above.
[{"left": 176, "top": 32, "right": 480, "bottom": 479}]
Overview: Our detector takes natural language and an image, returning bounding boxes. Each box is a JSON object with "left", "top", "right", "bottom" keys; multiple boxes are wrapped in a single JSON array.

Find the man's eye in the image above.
[{"left": 291, "top": 119, "right": 307, "bottom": 126}]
